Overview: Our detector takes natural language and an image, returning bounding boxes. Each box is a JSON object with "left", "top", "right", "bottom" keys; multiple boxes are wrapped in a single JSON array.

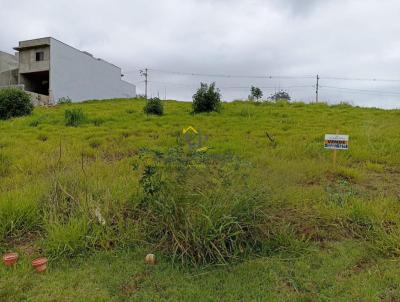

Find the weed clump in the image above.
[
  {"left": 0, "top": 193, "right": 41, "bottom": 242},
  {"left": 0, "top": 152, "right": 11, "bottom": 177},
  {"left": 65, "top": 108, "right": 86, "bottom": 126},
  {"left": 44, "top": 217, "right": 90, "bottom": 258},
  {"left": 29, "top": 119, "right": 40, "bottom": 127},
  {"left": 92, "top": 117, "right": 105, "bottom": 126},
  {"left": 144, "top": 97, "right": 164, "bottom": 116},
  {"left": 135, "top": 148, "right": 266, "bottom": 265}
]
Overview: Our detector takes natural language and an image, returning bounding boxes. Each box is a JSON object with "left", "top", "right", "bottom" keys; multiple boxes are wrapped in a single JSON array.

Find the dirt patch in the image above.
[
  {"left": 121, "top": 271, "right": 151, "bottom": 295},
  {"left": 361, "top": 168, "right": 400, "bottom": 199},
  {"left": 4, "top": 232, "right": 41, "bottom": 256},
  {"left": 339, "top": 257, "right": 376, "bottom": 278},
  {"left": 101, "top": 149, "right": 139, "bottom": 163}
]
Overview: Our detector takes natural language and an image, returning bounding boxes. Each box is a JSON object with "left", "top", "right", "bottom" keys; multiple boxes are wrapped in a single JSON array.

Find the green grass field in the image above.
[{"left": 2, "top": 98, "right": 400, "bottom": 301}]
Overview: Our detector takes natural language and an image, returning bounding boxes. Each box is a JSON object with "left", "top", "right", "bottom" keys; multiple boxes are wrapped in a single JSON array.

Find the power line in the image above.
[
  {"left": 320, "top": 85, "right": 400, "bottom": 96},
  {"left": 150, "top": 68, "right": 315, "bottom": 79},
  {"left": 148, "top": 80, "right": 313, "bottom": 90},
  {"left": 321, "top": 76, "right": 400, "bottom": 83},
  {"left": 125, "top": 67, "right": 400, "bottom": 83},
  {"left": 126, "top": 67, "right": 314, "bottom": 79}
]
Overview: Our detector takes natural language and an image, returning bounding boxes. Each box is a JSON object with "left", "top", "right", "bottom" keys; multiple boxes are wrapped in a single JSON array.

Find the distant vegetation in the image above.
[
  {"left": 248, "top": 86, "right": 263, "bottom": 101},
  {"left": 143, "top": 97, "right": 164, "bottom": 115},
  {"left": 57, "top": 96, "right": 72, "bottom": 105},
  {"left": 192, "top": 82, "right": 221, "bottom": 113},
  {"left": 268, "top": 89, "right": 291, "bottom": 102},
  {"left": 0, "top": 87, "right": 33, "bottom": 120}
]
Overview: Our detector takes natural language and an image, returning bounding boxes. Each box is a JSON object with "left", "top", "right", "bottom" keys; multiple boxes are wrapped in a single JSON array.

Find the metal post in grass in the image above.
[{"left": 333, "top": 129, "right": 338, "bottom": 169}]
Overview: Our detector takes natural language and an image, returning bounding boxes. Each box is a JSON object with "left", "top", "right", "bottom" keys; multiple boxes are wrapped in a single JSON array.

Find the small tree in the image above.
[
  {"left": 249, "top": 86, "right": 263, "bottom": 101},
  {"left": 268, "top": 90, "right": 291, "bottom": 102},
  {"left": 0, "top": 88, "right": 33, "bottom": 120},
  {"left": 144, "top": 97, "right": 164, "bottom": 116},
  {"left": 192, "top": 82, "right": 221, "bottom": 113}
]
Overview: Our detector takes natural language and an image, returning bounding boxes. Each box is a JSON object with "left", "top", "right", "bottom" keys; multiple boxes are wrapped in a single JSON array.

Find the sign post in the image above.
[{"left": 324, "top": 131, "right": 349, "bottom": 169}]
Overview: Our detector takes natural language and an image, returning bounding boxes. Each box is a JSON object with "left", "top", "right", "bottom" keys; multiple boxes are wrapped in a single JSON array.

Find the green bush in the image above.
[
  {"left": 143, "top": 97, "right": 164, "bottom": 115},
  {"left": 65, "top": 108, "right": 86, "bottom": 126},
  {"left": 192, "top": 82, "right": 221, "bottom": 113},
  {"left": 0, "top": 88, "right": 33, "bottom": 120}
]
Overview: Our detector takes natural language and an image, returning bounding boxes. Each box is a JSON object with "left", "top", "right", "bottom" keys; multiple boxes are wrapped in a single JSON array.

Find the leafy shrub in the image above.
[
  {"left": 0, "top": 88, "right": 33, "bottom": 120},
  {"left": 143, "top": 97, "right": 164, "bottom": 115},
  {"left": 192, "top": 82, "right": 221, "bottom": 113},
  {"left": 65, "top": 108, "right": 86, "bottom": 126},
  {"left": 57, "top": 97, "right": 72, "bottom": 105}
]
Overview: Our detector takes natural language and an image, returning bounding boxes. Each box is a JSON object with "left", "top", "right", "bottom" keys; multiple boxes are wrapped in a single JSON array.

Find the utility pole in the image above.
[
  {"left": 316, "top": 74, "right": 319, "bottom": 103},
  {"left": 140, "top": 68, "right": 148, "bottom": 99}
]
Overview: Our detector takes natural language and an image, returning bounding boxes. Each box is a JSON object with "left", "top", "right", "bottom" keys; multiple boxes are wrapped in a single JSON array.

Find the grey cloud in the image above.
[
  {"left": 0, "top": 0, "right": 399, "bottom": 108},
  {"left": 272, "top": 0, "right": 322, "bottom": 15}
]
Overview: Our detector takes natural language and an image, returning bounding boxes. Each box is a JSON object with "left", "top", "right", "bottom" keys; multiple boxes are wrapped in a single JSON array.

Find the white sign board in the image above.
[{"left": 324, "top": 134, "right": 349, "bottom": 150}]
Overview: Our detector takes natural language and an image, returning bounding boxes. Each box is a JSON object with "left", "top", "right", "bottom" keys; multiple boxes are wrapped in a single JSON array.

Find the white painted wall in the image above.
[{"left": 49, "top": 38, "right": 136, "bottom": 102}]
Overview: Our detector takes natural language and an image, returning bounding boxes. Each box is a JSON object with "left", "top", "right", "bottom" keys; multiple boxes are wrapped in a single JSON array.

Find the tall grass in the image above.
[
  {"left": 44, "top": 217, "right": 90, "bottom": 258},
  {"left": 1, "top": 98, "right": 400, "bottom": 267},
  {"left": 0, "top": 152, "right": 11, "bottom": 177},
  {"left": 0, "top": 191, "right": 42, "bottom": 244},
  {"left": 65, "top": 108, "right": 86, "bottom": 126},
  {"left": 134, "top": 149, "right": 267, "bottom": 265}
]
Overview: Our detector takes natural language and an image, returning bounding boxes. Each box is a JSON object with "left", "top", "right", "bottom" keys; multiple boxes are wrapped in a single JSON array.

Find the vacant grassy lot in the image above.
[{"left": 1, "top": 98, "right": 400, "bottom": 301}]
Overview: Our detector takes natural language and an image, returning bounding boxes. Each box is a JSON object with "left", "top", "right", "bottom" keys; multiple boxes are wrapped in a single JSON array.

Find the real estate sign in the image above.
[{"left": 324, "top": 134, "right": 349, "bottom": 150}]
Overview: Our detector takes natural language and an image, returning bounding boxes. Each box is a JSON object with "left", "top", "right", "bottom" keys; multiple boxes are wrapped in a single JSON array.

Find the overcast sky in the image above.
[{"left": 1, "top": 0, "right": 400, "bottom": 108}]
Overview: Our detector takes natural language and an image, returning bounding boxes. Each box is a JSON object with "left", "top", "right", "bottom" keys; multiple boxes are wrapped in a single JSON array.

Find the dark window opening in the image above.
[
  {"left": 35, "top": 51, "right": 44, "bottom": 61},
  {"left": 20, "top": 71, "right": 49, "bottom": 95}
]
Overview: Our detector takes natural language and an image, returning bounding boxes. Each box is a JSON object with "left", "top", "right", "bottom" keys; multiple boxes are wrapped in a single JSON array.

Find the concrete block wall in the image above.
[{"left": 0, "top": 51, "right": 18, "bottom": 73}]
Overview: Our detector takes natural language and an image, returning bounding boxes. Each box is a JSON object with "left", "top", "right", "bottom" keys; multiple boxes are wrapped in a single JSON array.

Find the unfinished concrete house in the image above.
[{"left": 0, "top": 37, "right": 136, "bottom": 105}]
